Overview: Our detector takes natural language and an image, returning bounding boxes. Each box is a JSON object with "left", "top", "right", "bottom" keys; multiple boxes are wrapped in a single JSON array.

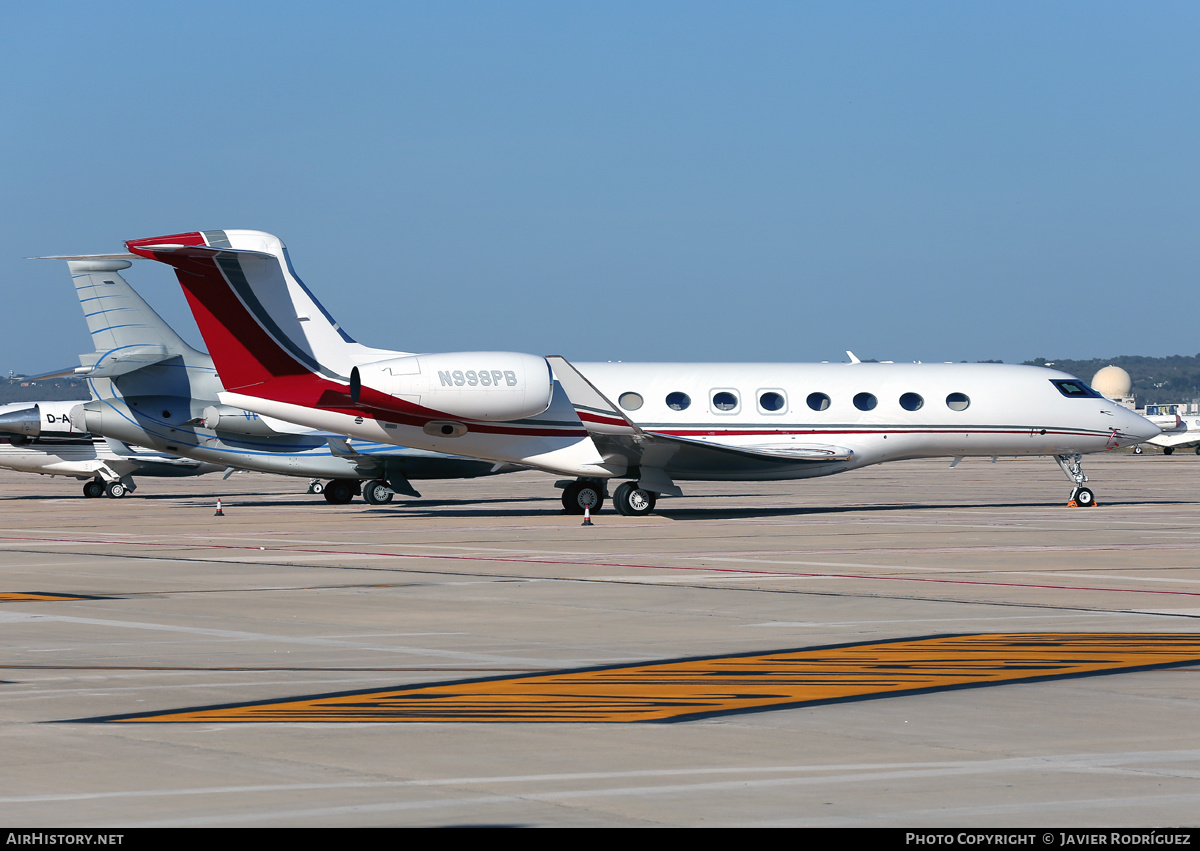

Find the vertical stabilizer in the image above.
[
  {"left": 65, "top": 258, "right": 208, "bottom": 375},
  {"left": 126, "top": 230, "right": 398, "bottom": 392}
]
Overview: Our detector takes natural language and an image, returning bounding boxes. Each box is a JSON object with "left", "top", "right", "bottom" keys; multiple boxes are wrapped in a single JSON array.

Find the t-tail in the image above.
[
  {"left": 126, "top": 230, "right": 557, "bottom": 428},
  {"left": 125, "top": 230, "right": 395, "bottom": 391},
  {"left": 35, "top": 255, "right": 207, "bottom": 377}
]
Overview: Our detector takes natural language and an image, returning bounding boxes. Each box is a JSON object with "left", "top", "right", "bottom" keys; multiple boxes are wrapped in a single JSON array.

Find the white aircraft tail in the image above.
[
  {"left": 126, "top": 230, "right": 396, "bottom": 390},
  {"left": 72, "top": 257, "right": 206, "bottom": 376}
]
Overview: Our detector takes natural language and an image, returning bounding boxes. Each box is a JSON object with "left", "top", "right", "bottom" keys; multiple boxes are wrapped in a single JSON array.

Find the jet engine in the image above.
[
  {"left": 199, "top": 405, "right": 287, "bottom": 436},
  {"left": 351, "top": 352, "right": 553, "bottom": 422},
  {"left": 0, "top": 401, "right": 87, "bottom": 438}
]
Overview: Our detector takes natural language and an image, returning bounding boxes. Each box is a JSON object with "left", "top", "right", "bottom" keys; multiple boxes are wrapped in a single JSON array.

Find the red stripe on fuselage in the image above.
[{"left": 649, "top": 427, "right": 1105, "bottom": 437}]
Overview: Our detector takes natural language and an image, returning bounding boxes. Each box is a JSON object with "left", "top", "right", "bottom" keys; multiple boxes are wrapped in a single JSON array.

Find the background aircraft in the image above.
[
  {"left": 0, "top": 400, "right": 220, "bottom": 496},
  {"left": 47, "top": 256, "right": 514, "bottom": 504},
  {"left": 127, "top": 229, "right": 1160, "bottom": 515},
  {"left": 1132, "top": 408, "right": 1200, "bottom": 456}
]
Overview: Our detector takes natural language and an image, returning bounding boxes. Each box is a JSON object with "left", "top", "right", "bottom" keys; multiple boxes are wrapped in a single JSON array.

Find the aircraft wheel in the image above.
[
  {"left": 561, "top": 480, "right": 604, "bottom": 515},
  {"left": 612, "top": 481, "right": 656, "bottom": 516},
  {"left": 1195, "top": 446, "right": 1200, "bottom": 456},
  {"left": 362, "top": 480, "right": 394, "bottom": 505},
  {"left": 1071, "top": 486, "right": 1096, "bottom": 507},
  {"left": 1164, "top": 446, "right": 1175, "bottom": 456},
  {"left": 105, "top": 481, "right": 127, "bottom": 499},
  {"left": 323, "top": 479, "right": 357, "bottom": 504},
  {"left": 310, "top": 481, "right": 325, "bottom": 494},
  {"left": 1132, "top": 445, "right": 1143, "bottom": 455},
  {"left": 83, "top": 480, "right": 105, "bottom": 499}
]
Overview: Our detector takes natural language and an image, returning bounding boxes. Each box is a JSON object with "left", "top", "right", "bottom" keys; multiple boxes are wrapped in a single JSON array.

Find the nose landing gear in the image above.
[{"left": 1056, "top": 454, "right": 1098, "bottom": 507}]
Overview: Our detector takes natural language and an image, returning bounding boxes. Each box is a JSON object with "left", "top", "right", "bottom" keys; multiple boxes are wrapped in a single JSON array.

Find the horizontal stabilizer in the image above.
[
  {"left": 76, "top": 345, "right": 173, "bottom": 377},
  {"left": 129, "top": 244, "right": 276, "bottom": 261},
  {"left": 32, "top": 254, "right": 139, "bottom": 262}
]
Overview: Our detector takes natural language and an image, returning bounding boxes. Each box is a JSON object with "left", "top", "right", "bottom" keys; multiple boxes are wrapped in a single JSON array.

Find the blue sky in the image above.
[{"left": 3, "top": 2, "right": 1198, "bottom": 375}]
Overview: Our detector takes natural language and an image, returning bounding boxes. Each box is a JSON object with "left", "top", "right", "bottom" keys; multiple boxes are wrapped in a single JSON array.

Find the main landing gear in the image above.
[
  {"left": 612, "top": 481, "right": 657, "bottom": 516},
  {"left": 1055, "top": 454, "right": 1096, "bottom": 507},
  {"left": 557, "top": 478, "right": 659, "bottom": 516},
  {"left": 83, "top": 478, "right": 132, "bottom": 499},
  {"left": 362, "top": 479, "right": 395, "bottom": 505},
  {"left": 310, "top": 478, "right": 406, "bottom": 505},
  {"left": 561, "top": 479, "right": 606, "bottom": 515},
  {"left": 321, "top": 478, "right": 361, "bottom": 504}
]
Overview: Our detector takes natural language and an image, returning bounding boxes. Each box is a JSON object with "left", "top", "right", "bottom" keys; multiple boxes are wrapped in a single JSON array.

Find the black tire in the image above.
[
  {"left": 1132, "top": 445, "right": 1143, "bottom": 455},
  {"left": 83, "top": 480, "right": 105, "bottom": 499},
  {"left": 1194, "top": 446, "right": 1200, "bottom": 456},
  {"left": 310, "top": 481, "right": 325, "bottom": 494},
  {"left": 362, "top": 479, "right": 394, "bottom": 505},
  {"left": 105, "top": 481, "right": 127, "bottom": 499},
  {"left": 323, "top": 479, "right": 357, "bottom": 504},
  {"left": 1073, "top": 487, "right": 1096, "bottom": 507},
  {"left": 612, "top": 481, "right": 656, "bottom": 516},
  {"left": 1164, "top": 446, "right": 1175, "bottom": 456},
  {"left": 561, "top": 480, "right": 604, "bottom": 515}
]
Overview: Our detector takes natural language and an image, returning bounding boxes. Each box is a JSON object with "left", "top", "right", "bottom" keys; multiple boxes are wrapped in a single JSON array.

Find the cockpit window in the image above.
[{"left": 1052, "top": 380, "right": 1103, "bottom": 399}]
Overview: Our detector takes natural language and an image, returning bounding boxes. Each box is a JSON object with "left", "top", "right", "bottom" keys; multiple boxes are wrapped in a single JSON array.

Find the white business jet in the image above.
[
  {"left": 125, "top": 229, "right": 1160, "bottom": 515},
  {"left": 0, "top": 400, "right": 220, "bottom": 496}
]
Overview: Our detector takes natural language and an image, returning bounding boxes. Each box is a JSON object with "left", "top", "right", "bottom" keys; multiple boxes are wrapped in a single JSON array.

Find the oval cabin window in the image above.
[
  {"left": 666, "top": 392, "right": 691, "bottom": 411},
  {"left": 946, "top": 392, "right": 970, "bottom": 411},
  {"left": 759, "top": 391, "right": 786, "bottom": 412},
  {"left": 618, "top": 392, "right": 644, "bottom": 411},
  {"left": 712, "top": 391, "right": 739, "bottom": 412}
]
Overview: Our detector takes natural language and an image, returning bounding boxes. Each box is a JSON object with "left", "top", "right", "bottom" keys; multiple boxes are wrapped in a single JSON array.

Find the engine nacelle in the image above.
[
  {"left": 200, "top": 405, "right": 286, "bottom": 436},
  {"left": 351, "top": 352, "right": 553, "bottom": 422},
  {"left": 0, "top": 401, "right": 87, "bottom": 438}
]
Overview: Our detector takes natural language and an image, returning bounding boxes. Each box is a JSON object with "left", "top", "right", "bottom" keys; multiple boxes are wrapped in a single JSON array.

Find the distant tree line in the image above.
[
  {"left": 1023, "top": 355, "right": 1200, "bottom": 406},
  {"left": 1, "top": 376, "right": 90, "bottom": 404}
]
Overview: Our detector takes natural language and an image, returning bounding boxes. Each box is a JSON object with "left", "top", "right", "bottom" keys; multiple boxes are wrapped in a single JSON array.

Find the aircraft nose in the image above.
[{"left": 1120, "top": 407, "right": 1161, "bottom": 443}]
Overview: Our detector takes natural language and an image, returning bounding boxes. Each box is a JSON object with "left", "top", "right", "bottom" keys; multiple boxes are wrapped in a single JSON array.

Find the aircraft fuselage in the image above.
[{"left": 222, "top": 360, "right": 1155, "bottom": 480}]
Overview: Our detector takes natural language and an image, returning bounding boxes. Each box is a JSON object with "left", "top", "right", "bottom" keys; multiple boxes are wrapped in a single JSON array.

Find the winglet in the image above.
[{"left": 546, "top": 356, "right": 642, "bottom": 436}]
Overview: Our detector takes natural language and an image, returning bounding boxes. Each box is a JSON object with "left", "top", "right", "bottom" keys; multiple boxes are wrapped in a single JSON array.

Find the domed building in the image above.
[{"left": 1091, "top": 365, "right": 1134, "bottom": 406}]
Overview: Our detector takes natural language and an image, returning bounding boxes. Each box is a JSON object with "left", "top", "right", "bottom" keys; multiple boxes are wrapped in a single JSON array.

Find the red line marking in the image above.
[{"left": 3, "top": 534, "right": 1199, "bottom": 599}]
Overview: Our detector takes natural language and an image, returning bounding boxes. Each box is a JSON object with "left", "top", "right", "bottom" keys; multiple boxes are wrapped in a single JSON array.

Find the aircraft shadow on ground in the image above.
[
  {"left": 386, "top": 497, "right": 1184, "bottom": 521},
  {"left": 0, "top": 493, "right": 1186, "bottom": 521}
]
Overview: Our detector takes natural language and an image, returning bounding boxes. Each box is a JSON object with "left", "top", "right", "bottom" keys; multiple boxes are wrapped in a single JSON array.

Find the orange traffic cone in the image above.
[
  {"left": 581, "top": 505, "right": 593, "bottom": 526},
  {"left": 214, "top": 498, "right": 225, "bottom": 517}
]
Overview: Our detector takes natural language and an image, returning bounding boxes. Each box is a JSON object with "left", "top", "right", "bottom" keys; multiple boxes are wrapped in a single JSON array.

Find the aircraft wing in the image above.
[
  {"left": 547, "top": 356, "right": 854, "bottom": 482},
  {"left": 640, "top": 431, "right": 854, "bottom": 462}
]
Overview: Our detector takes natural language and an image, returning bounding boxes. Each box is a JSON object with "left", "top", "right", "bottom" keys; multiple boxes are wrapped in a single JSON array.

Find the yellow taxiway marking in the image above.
[
  {"left": 103, "top": 633, "right": 1200, "bottom": 724},
  {"left": 0, "top": 592, "right": 103, "bottom": 603}
]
